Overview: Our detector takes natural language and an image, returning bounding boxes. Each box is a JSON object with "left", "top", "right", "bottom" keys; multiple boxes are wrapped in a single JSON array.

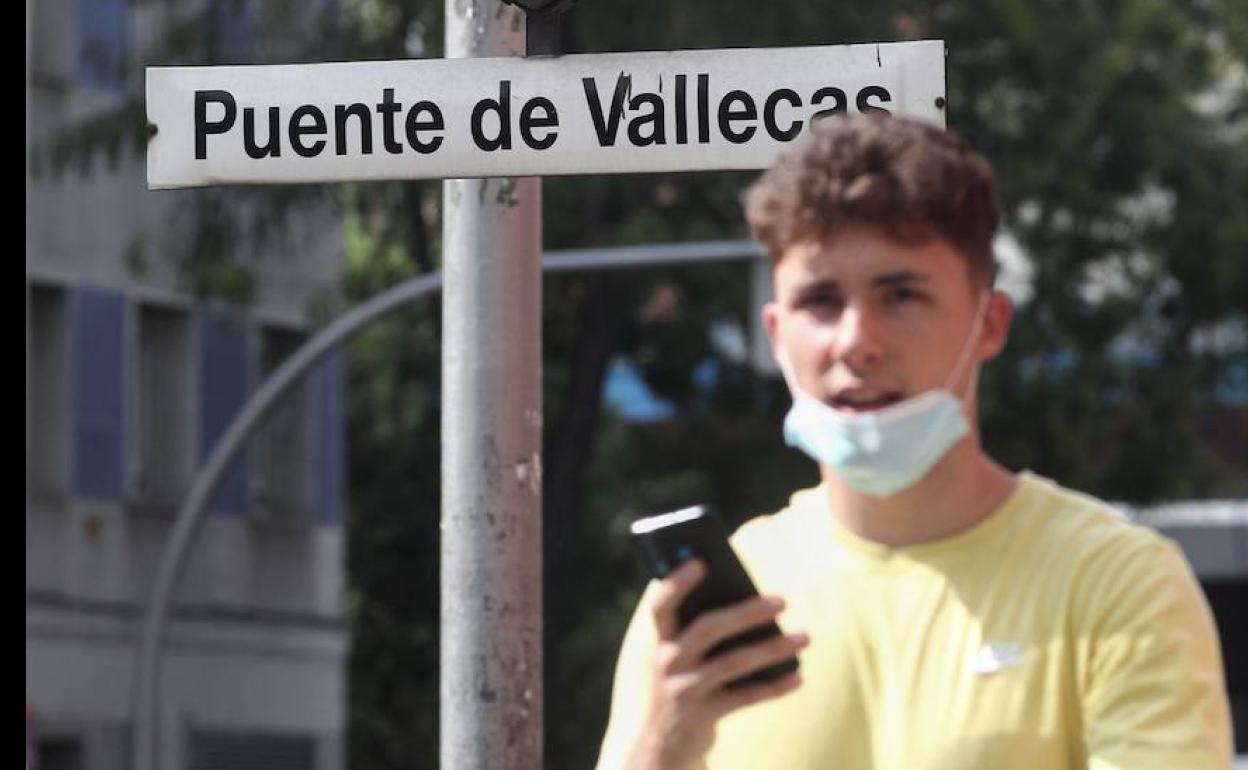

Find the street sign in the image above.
[{"left": 147, "top": 40, "right": 945, "bottom": 189}]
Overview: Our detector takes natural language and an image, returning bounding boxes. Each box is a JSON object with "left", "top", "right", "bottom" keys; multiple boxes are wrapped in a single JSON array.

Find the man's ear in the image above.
[
  {"left": 762, "top": 301, "right": 782, "bottom": 363},
  {"left": 978, "top": 290, "right": 1014, "bottom": 361}
]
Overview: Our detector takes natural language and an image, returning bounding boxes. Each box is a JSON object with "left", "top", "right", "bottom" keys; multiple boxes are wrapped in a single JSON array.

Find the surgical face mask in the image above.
[{"left": 778, "top": 294, "right": 988, "bottom": 497}]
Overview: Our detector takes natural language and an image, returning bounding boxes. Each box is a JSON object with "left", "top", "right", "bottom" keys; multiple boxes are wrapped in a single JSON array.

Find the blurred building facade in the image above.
[{"left": 26, "top": 1, "right": 348, "bottom": 769}]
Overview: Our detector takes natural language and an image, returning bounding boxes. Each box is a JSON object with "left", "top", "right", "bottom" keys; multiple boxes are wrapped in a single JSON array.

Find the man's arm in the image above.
[
  {"left": 593, "top": 559, "right": 809, "bottom": 770},
  {"left": 1080, "top": 537, "right": 1233, "bottom": 770}
]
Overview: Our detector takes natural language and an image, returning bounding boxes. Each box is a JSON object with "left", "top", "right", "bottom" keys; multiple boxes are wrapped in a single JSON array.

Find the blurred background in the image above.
[{"left": 26, "top": 0, "right": 1247, "bottom": 768}]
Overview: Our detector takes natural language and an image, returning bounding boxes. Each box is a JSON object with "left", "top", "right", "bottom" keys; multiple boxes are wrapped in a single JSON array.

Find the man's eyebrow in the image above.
[
  {"left": 873, "top": 271, "right": 931, "bottom": 287},
  {"left": 791, "top": 276, "right": 840, "bottom": 295}
]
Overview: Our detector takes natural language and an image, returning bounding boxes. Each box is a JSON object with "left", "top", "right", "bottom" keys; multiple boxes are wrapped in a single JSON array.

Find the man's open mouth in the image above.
[{"left": 830, "top": 390, "right": 905, "bottom": 413}]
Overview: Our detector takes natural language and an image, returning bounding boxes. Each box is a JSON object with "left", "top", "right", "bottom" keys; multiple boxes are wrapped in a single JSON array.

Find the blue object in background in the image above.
[
  {"left": 692, "top": 358, "right": 720, "bottom": 392},
  {"left": 602, "top": 358, "right": 675, "bottom": 423}
]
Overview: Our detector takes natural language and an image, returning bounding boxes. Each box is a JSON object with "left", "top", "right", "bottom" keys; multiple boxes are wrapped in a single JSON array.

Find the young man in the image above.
[{"left": 594, "top": 114, "right": 1233, "bottom": 770}]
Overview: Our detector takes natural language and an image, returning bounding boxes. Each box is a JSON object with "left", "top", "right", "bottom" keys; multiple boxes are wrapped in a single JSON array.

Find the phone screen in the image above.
[{"left": 630, "top": 504, "right": 799, "bottom": 687}]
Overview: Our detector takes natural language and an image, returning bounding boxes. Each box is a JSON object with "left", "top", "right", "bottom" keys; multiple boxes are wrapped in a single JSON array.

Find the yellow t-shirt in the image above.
[{"left": 595, "top": 472, "right": 1233, "bottom": 770}]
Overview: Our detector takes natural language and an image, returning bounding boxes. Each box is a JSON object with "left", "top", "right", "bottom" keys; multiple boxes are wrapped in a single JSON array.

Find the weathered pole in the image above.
[{"left": 441, "top": 1, "right": 544, "bottom": 768}]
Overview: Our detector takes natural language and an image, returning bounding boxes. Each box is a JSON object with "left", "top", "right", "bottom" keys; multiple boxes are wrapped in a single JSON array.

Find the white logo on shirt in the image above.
[{"left": 971, "top": 641, "right": 1026, "bottom": 675}]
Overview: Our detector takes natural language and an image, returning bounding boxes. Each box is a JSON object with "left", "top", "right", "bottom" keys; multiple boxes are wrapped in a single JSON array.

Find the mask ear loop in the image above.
[
  {"left": 943, "top": 292, "right": 992, "bottom": 400},
  {"left": 888, "top": 292, "right": 990, "bottom": 475},
  {"left": 773, "top": 338, "right": 816, "bottom": 405}
]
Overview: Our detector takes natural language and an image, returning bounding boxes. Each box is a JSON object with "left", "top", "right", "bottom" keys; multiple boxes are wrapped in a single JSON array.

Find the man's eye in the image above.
[
  {"left": 798, "top": 294, "right": 838, "bottom": 311},
  {"left": 884, "top": 287, "right": 924, "bottom": 304},
  {"left": 798, "top": 293, "right": 841, "bottom": 311}
]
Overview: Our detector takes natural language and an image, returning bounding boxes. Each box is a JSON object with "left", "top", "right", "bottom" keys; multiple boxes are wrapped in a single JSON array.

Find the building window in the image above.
[
  {"left": 37, "top": 735, "right": 85, "bottom": 770},
  {"left": 76, "top": 0, "right": 132, "bottom": 92},
  {"left": 73, "top": 287, "right": 127, "bottom": 501},
  {"left": 189, "top": 729, "right": 314, "bottom": 770},
  {"left": 252, "top": 325, "right": 312, "bottom": 520},
  {"left": 204, "top": 0, "right": 254, "bottom": 65},
  {"left": 198, "top": 309, "right": 250, "bottom": 514},
  {"left": 28, "top": 284, "right": 72, "bottom": 501},
  {"left": 132, "top": 303, "right": 192, "bottom": 511}
]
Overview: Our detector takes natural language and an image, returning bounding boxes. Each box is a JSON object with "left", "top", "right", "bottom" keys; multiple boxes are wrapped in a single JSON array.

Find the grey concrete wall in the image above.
[
  {"left": 27, "top": 501, "right": 346, "bottom": 617},
  {"left": 27, "top": 602, "right": 346, "bottom": 769}
]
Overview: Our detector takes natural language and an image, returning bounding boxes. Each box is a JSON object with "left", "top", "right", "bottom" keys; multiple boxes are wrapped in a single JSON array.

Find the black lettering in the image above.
[
  {"left": 856, "top": 86, "right": 893, "bottom": 114},
  {"left": 289, "top": 105, "right": 327, "bottom": 157},
  {"left": 626, "top": 92, "right": 665, "bottom": 146},
  {"left": 334, "top": 103, "right": 373, "bottom": 156},
  {"left": 405, "top": 101, "right": 444, "bottom": 154},
  {"left": 194, "top": 90, "right": 236, "bottom": 160},
  {"left": 811, "top": 86, "right": 847, "bottom": 121},
  {"left": 582, "top": 75, "right": 630, "bottom": 147},
  {"left": 519, "top": 97, "right": 558, "bottom": 150},
  {"left": 763, "top": 89, "right": 802, "bottom": 142},
  {"left": 471, "top": 80, "right": 513, "bottom": 151},
  {"left": 242, "top": 106, "right": 280, "bottom": 158},
  {"left": 376, "top": 88, "right": 404, "bottom": 154},
  {"left": 697, "top": 73, "right": 710, "bottom": 143},
  {"left": 674, "top": 74, "right": 688, "bottom": 145},
  {"left": 717, "top": 90, "right": 757, "bottom": 144}
]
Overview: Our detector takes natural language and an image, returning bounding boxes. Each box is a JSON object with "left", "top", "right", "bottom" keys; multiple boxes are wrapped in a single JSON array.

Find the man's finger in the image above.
[
  {"left": 710, "top": 671, "right": 803, "bottom": 718},
  {"left": 698, "top": 631, "right": 809, "bottom": 694},
  {"left": 674, "top": 596, "right": 786, "bottom": 668},
  {"left": 649, "top": 558, "right": 706, "bottom": 641}
]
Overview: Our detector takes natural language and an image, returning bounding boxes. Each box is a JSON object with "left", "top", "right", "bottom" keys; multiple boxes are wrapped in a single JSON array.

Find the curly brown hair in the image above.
[{"left": 744, "top": 114, "right": 1000, "bottom": 288}]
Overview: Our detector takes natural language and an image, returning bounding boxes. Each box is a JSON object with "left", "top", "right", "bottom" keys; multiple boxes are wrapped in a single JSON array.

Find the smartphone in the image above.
[{"left": 629, "top": 504, "right": 799, "bottom": 689}]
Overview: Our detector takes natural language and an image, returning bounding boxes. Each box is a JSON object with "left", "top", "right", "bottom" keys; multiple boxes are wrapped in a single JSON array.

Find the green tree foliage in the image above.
[{"left": 938, "top": 0, "right": 1248, "bottom": 499}]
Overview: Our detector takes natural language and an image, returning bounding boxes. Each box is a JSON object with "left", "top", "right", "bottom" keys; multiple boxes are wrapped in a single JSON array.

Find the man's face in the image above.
[{"left": 763, "top": 226, "right": 1011, "bottom": 413}]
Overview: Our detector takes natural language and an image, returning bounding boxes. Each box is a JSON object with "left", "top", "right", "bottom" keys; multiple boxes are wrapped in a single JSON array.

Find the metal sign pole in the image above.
[{"left": 441, "top": 2, "right": 543, "bottom": 768}]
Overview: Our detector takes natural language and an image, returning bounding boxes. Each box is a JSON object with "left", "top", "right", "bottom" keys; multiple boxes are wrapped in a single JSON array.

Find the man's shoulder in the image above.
[
  {"left": 1022, "top": 481, "right": 1232, "bottom": 769},
  {"left": 724, "top": 485, "right": 840, "bottom": 582},
  {"left": 1010, "top": 472, "right": 1201, "bottom": 620},
  {"left": 1015, "top": 471, "right": 1170, "bottom": 564},
  {"left": 727, "top": 484, "right": 824, "bottom": 551}
]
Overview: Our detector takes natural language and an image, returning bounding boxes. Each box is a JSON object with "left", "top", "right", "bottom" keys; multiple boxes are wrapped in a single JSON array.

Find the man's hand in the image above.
[{"left": 624, "top": 558, "right": 809, "bottom": 770}]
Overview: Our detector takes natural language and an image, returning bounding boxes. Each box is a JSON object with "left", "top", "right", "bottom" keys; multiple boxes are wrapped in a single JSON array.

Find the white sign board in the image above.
[{"left": 147, "top": 40, "right": 945, "bottom": 189}]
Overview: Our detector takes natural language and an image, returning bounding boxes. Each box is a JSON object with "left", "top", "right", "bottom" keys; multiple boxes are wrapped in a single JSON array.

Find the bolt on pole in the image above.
[{"left": 441, "top": 1, "right": 543, "bottom": 768}]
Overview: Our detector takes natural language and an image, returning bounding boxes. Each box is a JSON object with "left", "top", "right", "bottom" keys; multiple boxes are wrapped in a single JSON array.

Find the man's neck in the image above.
[{"left": 820, "top": 440, "right": 1017, "bottom": 548}]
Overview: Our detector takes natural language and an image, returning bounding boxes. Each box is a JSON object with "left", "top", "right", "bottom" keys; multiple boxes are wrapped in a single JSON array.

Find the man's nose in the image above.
[{"left": 832, "top": 302, "right": 885, "bottom": 367}]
